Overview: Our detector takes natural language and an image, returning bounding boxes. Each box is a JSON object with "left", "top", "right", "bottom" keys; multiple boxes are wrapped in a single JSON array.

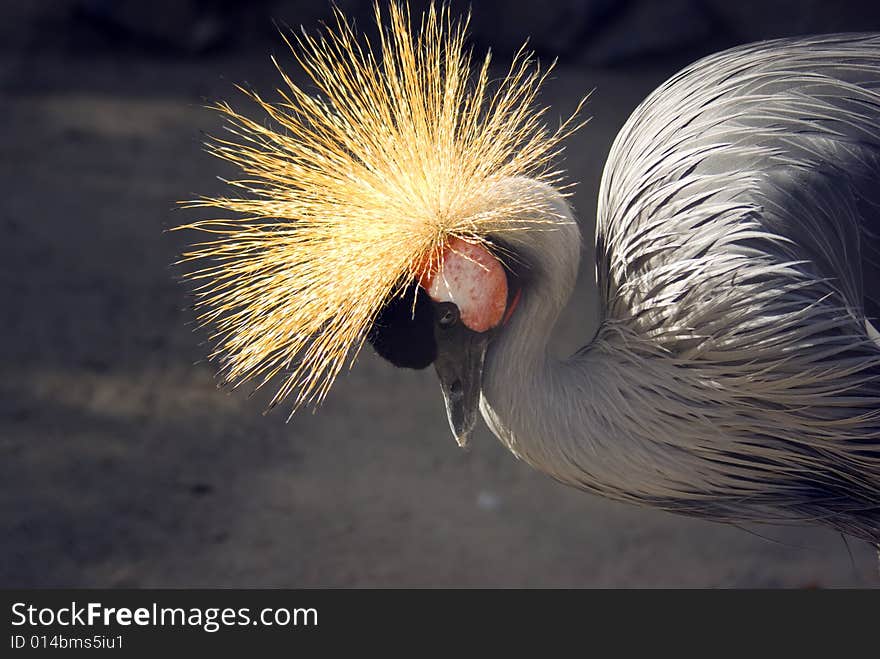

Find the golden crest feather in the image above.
[{"left": 177, "top": 1, "right": 586, "bottom": 412}]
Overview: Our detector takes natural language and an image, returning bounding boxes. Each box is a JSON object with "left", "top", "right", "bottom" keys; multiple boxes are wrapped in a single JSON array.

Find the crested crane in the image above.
[{"left": 179, "top": 3, "right": 880, "bottom": 556}]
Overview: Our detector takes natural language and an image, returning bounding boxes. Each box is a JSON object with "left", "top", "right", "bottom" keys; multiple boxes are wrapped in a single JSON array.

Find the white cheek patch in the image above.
[{"left": 420, "top": 237, "right": 508, "bottom": 332}]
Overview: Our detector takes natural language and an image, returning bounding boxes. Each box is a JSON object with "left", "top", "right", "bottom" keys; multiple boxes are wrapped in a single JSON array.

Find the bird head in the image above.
[{"left": 176, "top": 1, "right": 586, "bottom": 441}]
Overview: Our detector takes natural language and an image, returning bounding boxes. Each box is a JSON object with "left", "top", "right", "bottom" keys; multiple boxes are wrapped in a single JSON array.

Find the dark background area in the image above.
[{"left": 3, "top": 1, "right": 880, "bottom": 587}]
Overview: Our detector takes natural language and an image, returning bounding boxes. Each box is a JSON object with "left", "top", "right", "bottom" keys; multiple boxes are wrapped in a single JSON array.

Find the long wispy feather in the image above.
[{"left": 176, "top": 1, "right": 586, "bottom": 412}]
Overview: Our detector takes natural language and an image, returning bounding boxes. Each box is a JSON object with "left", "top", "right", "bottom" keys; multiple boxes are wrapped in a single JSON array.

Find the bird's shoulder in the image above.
[{"left": 596, "top": 33, "right": 880, "bottom": 325}]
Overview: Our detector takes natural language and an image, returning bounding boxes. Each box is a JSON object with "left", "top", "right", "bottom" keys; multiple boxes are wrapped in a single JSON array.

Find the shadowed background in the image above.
[{"left": 3, "top": 0, "right": 880, "bottom": 587}]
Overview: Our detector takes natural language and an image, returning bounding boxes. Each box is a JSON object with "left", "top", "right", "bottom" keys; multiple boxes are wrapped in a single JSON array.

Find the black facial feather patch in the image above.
[{"left": 367, "top": 282, "right": 437, "bottom": 369}]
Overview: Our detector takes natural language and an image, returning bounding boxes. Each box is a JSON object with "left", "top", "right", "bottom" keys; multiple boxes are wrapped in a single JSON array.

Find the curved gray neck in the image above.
[
  {"left": 478, "top": 182, "right": 714, "bottom": 498},
  {"left": 479, "top": 180, "right": 598, "bottom": 478}
]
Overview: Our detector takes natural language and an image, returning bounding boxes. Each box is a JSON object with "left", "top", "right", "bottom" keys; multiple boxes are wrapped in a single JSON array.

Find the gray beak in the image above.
[{"left": 431, "top": 302, "right": 489, "bottom": 448}]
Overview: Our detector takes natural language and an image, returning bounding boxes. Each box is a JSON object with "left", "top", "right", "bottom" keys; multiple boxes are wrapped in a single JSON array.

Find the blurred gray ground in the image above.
[{"left": 2, "top": 1, "right": 880, "bottom": 587}]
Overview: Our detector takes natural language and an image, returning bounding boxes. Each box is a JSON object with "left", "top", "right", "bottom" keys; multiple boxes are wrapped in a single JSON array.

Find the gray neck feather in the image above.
[
  {"left": 480, "top": 179, "right": 599, "bottom": 485},
  {"left": 479, "top": 179, "right": 701, "bottom": 501}
]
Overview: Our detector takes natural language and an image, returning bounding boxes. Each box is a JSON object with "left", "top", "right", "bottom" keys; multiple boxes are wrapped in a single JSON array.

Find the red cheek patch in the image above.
[{"left": 419, "top": 237, "right": 508, "bottom": 333}]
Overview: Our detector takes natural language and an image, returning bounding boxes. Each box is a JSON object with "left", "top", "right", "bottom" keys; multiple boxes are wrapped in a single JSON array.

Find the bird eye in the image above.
[{"left": 437, "top": 302, "right": 460, "bottom": 329}]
